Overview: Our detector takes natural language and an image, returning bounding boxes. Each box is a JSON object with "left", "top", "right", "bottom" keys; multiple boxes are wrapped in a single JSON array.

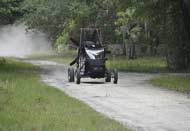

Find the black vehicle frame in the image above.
[{"left": 68, "top": 28, "right": 118, "bottom": 84}]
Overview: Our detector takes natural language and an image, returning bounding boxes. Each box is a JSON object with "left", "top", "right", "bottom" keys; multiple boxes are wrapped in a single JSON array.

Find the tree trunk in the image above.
[{"left": 181, "top": 0, "right": 190, "bottom": 37}]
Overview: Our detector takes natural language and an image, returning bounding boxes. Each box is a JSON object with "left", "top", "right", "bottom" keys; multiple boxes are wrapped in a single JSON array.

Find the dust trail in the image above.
[{"left": 0, "top": 24, "right": 52, "bottom": 58}]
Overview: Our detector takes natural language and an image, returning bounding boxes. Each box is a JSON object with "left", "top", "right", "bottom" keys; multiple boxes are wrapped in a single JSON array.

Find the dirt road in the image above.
[{"left": 29, "top": 60, "right": 190, "bottom": 131}]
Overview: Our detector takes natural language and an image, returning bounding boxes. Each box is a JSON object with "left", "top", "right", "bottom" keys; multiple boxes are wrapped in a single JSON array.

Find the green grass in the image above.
[
  {"left": 150, "top": 75, "right": 190, "bottom": 92},
  {"left": 27, "top": 50, "right": 77, "bottom": 64},
  {"left": 28, "top": 52, "right": 168, "bottom": 73},
  {"left": 107, "top": 56, "right": 167, "bottom": 73},
  {"left": 0, "top": 58, "right": 131, "bottom": 131}
]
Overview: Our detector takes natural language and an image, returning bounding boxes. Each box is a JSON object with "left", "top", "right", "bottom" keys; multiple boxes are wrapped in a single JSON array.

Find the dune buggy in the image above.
[{"left": 68, "top": 28, "right": 118, "bottom": 84}]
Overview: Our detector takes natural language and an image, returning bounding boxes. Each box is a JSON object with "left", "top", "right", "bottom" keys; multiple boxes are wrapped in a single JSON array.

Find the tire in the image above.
[
  {"left": 76, "top": 69, "right": 81, "bottom": 84},
  {"left": 113, "top": 69, "right": 118, "bottom": 84},
  {"left": 68, "top": 68, "right": 75, "bottom": 82},
  {"left": 105, "top": 70, "right": 111, "bottom": 82}
]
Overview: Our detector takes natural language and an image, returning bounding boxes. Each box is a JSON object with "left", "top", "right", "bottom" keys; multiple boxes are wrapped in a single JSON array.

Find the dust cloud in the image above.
[{"left": 0, "top": 24, "right": 52, "bottom": 58}]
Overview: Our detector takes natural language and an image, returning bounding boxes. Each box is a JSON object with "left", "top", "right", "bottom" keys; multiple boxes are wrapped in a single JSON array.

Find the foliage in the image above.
[
  {"left": 1, "top": 0, "right": 190, "bottom": 70},
  {"left": 107, "top": 56, "right": 167, "bottom": 73},
  {"left": 150, "top": 75, "right": 190, "bottom": 92},
  {"left": 22, "top": 0, "right": 91, "bottom": 47},
  {"left": 120, "top": 0, "right": 190, "bottom": 70},
  {"left": 55, "top": 20, "right": 76, "bottom": 46},
  {"left": 0, "top": 0, "right": 24, "bottom": 25}
]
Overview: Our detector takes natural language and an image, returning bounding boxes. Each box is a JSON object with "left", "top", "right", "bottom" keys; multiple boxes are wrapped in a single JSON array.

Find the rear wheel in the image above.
[
  {"left": 76, "top": 69, "right": 81, "bottom": 84},
  {"left": 105, "top": 70, "right": 111, "bottom": 82},
  {"left": 68, "top": 68, "right": 75, "bottom": 82},
  {"left": 113, "top": 69, "right": 118, "bottom": 84}
]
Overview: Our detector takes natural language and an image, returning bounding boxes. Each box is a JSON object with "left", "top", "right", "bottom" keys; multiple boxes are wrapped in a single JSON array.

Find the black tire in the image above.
[
  {"left": 76, "top": 69, "right": 81, "bottom": 84},
  {"left": 68, "top": 68, "right": 75, "bottom": 82},
  {"left": 113, "top": 69, "right": 118, "bottom": 84},
  {"left": 105, "top": 70, "right": 111, "bottom": 82}
]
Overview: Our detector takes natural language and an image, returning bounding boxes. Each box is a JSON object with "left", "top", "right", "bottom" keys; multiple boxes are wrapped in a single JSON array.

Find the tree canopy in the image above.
[
  {"left": 0, "top": 0, "right": 190, "bottom": 70},
  {"left": 0, "top": 0, "right": 24, "bottom": 26}
]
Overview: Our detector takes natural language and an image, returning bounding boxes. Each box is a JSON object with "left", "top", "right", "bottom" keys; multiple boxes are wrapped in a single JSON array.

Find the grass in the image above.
[
  {"left": 27, "top": 50, "right": 77, "bottom": 64},
  {"left": 28, "top": 51, "right": 168, "bottom": 73},
  {"left": 150, "top": 75, "right": 190, "bottom": 92},
  {"left": 0, "top": 58, "right": 131, "bottom": 131},
  {"left": 107, "top": 56, "right": 167, "bottom": 73}
]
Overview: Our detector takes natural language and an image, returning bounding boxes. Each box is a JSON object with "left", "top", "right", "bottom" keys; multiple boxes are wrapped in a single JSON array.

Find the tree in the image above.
[
  {"left": 21, "top": 0, "right": 190, "bottom": 70},
  {"left": 0, "top": 0, "right": 24, "bottom": 26}
]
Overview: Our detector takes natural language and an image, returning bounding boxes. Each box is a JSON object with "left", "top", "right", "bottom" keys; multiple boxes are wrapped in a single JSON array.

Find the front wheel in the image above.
[
  {"left": 76, "top": 69, "right": 81, "bottom": 84},
  {"left": 68, "top": 68, "right": 75, "bottom": 82},
  {"left": 113, "top": 69, "right": 118, "bottom": 84},
  {"left": 105, "top": 70, "right": 111, "bottom": 82}
]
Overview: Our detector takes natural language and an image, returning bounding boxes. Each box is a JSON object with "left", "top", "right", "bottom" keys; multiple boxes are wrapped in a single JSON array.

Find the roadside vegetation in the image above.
[
  {"left": 1, "top": 0, "right": 190, "bottom": 71},
  {"left": 1, "top": 0, "right": 190, "bottom": 130},
  {"left": 150, "top": 75, "right": 190, "bottom": 93},
  {"left": 27, "top": 51, "right": 77, "bottom": 64},
  {"left": 0, "top": 58, "right": 131, "bottom": 131},
  {"left": 28, "top": 52, "right": 168, "bottom": 73},
  {"left": 107, "top": 56, "right": 167, "bottom": 73}
]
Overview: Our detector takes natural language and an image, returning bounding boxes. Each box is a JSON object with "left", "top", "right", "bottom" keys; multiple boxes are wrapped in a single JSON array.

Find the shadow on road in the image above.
[{"left": 82, "top": 81, "right": 105, "bottom": 84}]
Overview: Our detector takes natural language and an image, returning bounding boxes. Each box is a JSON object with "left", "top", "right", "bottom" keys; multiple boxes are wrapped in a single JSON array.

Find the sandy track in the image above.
[{"left": 29, "top": 60, "right": 190, "bottom": 131}]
